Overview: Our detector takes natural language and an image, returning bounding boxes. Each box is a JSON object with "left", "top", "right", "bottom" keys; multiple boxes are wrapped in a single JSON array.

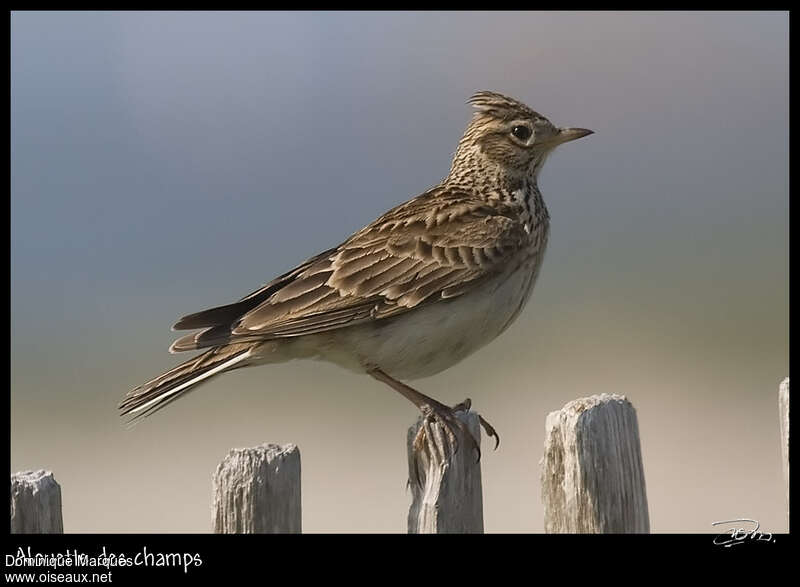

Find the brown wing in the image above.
[
  {"left": 171, "top": 246, "right": 339, "bottom": 331},
  {"left": 170, "top": 189, "right": 530, "bottom": 351}
]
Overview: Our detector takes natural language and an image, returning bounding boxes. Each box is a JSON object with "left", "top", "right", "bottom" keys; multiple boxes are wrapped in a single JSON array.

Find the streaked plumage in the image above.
[{"left": 120, "top": 91, "right": 592, "bottom": 456}]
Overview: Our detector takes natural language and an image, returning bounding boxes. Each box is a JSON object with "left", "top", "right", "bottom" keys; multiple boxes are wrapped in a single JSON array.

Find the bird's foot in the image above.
[
  {"left": 412, "top": 397, "right": 501, "bottom": 460},
  {"left": 413, "top": 398, "right": 480, "bottom": 463},
  {"left": 365, "top": 368, "right": 499, "bottom": 487},
  {"left": 449, "top": 398, "right": 501, "bottom": 451}
]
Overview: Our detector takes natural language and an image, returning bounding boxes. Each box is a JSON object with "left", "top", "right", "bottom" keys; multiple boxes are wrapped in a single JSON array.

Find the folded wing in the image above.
[{"left": 170, "top": 190, "right": 530, "bottom": 352}]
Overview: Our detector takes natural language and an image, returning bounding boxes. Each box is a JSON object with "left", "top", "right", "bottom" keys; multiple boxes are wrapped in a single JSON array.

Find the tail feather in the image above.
[{"left": 120, "top": 344, "right": 254, "bottom": 425}]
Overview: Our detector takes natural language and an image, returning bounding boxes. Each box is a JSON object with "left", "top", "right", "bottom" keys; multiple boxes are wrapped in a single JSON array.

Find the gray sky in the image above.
[{"left": 11, "top": 11, "right": 788, "bottom": 532}]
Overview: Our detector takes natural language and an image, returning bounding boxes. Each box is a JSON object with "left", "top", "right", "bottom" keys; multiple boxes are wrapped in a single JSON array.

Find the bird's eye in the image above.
[{"left": 511, "top": 125, "right": 532, "bottom": 141}]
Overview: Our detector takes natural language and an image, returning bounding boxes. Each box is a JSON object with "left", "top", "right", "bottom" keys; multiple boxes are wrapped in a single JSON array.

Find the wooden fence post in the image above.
[
  {"left": 10, "top": 470, "right": 63, "bottom": 534},
  {"left": 407, "top": 409, "right": 483, "bottom": 533},
  {"left": 779, "top": 377, "right": 789, "bottom": 517},
  {"left": 541, "top": 394, "right": 649, "bottom": 533},
  {"left": 212, "top": 443, "right": 301, "bottom": 533}
]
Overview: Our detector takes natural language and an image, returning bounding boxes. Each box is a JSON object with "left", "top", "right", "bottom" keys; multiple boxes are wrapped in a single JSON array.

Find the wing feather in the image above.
[{"left": 171, "top": 189, "right": 532, "bottom": 350}]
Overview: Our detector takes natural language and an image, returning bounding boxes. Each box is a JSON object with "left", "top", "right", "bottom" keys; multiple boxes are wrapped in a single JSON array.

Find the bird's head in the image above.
[{"left": 448, "top": 90, "right": 592, "bottom": 185}]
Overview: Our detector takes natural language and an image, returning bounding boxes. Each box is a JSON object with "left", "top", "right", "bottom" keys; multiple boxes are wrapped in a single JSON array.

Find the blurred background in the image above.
[{"left": 11, "top": 11, "right": 788, "bottom": 533}]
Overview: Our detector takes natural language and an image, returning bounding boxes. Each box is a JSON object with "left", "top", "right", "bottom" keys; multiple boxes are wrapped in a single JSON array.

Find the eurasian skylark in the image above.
[{"left": 120, "top": 91, "right": 592, "bottom": 459}]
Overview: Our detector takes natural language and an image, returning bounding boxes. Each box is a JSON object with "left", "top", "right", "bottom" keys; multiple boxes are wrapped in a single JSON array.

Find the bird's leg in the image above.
[{"left": 367, "top": 368, "right": 482, "bottom": 463}]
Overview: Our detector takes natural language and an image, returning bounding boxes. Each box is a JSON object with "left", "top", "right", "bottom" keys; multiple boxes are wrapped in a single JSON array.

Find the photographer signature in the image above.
[{"left": 712, "top": 519, "right": 775, "bottom": 547}]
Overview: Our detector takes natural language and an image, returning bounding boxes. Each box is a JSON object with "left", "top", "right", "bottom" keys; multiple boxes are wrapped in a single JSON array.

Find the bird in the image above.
[{"left": 120, "top": 90, "right": 592, "bottom": 463}]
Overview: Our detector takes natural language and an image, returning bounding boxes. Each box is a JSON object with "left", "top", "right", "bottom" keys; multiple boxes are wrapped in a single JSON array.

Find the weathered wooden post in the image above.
[
  {"left": 779, "top": 377, "right": 789, "bottom": 517},
  {"left": 212, "top": 443, "right": 301, "bottom": 533},
  {"left": 541, "top": 394, "right": 649, "bottom": 533},
  {"left": 10, "top": 470, "right": 63, "bottom": 534},
  {"left": 407, "top": 408, "right": 483, "bottom": 533}
]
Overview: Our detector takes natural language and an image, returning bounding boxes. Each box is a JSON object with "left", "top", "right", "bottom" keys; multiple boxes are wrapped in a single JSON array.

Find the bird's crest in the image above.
[{"left": 468, "top": 90, "right": 541, "bottom": 121}]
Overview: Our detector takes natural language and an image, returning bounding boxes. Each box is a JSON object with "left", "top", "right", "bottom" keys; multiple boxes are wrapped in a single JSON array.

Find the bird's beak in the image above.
[{"left": 554, "top": 127, "right": 594, "bottom": 144}]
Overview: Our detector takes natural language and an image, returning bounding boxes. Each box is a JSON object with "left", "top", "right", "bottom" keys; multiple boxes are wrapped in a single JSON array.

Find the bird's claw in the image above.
[
  {"left": 451, "top": 398, "right": 472, "bottom": 412},
  {"left": 408, "top": 397, "right": 501, "bottom": 488},
  {"left": 451, "top": 398, "right": 500, "bottom": 453},
  {"left": 414, "top": 403, "right": 462, "bottom": 460},
  {"left": 412, "top": 399, "right": 484, "bottom": 464},
  {"left": 478, "top": 414, "right": 501, "bottom": 451}
]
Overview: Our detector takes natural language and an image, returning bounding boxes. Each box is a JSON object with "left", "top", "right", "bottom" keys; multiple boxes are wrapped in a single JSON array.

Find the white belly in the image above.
[{"left": 311, "top": 256, "right": 543, "bottom": 380}]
